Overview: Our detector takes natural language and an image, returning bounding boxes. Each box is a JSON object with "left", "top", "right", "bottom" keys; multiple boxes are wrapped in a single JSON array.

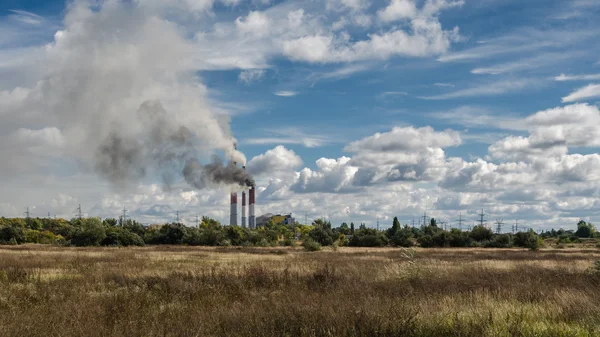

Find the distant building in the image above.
[{"left": 255, "top": 213, "right": 295, "bottom": 227}]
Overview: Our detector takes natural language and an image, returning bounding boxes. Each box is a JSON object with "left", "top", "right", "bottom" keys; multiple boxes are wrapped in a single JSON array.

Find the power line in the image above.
[
  {"left": 422, "top": 212, "right": 429, "bottom": 227},
  {"left": 513, "top": 219, "right": 519, "bottom": 233}
]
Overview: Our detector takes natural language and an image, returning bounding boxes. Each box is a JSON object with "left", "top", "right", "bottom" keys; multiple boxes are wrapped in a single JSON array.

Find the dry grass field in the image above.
[{"left": 1, "top": 245, "right": 600, "bottom": 337}]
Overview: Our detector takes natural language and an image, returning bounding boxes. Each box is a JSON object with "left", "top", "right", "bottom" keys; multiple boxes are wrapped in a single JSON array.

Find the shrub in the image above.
[
  {"left": 514, "top": 230, "right": 543, "bottom": 250},
  {"left": 71, "top": 218, "right": 106, "bottom": 246},
  {"left": 470, "top": 225, "right": 493, "bottom": 242},
  {"left": 102, "top": 227, "right": 144, "bottom": 246},
  {"left": 0, "top": 226, "right": 26, "bottom": 245},
  {"left": 308, "top": 227, "right": 335, "bottom": 246},
  {"left": 302, "top": 238, "right": 321, "bottom": 251},
  {"left": 280, "top": 238, "right": 297, "bottom": 247},
  {"left": 485, "top": 234, "right": 512, "bottom": 248}
]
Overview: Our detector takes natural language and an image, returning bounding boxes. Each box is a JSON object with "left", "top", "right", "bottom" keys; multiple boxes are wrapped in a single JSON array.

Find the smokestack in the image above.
[
  {"left": 230, "top": 192, "right": 237, "bottom": 226},
  {"left": 242, "top": 166, "right": 247, "bottom": 228},
  {"left": 249, "top": 186, "right": 255, "bottom": 229}
]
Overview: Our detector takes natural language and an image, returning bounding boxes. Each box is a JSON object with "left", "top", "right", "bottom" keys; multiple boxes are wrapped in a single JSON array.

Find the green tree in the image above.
[
  {"left": 350, "top": 222, "right": 355, "bottom": 234},
  {"left": 470, "top": 225, "right": 493, "bottom": 242},
  {"left": 387, "top": 217, "right": 401, "bottom": 238},
  {"left": 0, "top": 226, "right": 26, "bottom": 244},
  {"left": 71, "top": 217, "right": 106, "bottom": 246},
  {"left": 430, "top": 218, "right": 437, "bottom": 227},
  {"left": 575, "top": 220, "right": 596, "bottom": 238}
]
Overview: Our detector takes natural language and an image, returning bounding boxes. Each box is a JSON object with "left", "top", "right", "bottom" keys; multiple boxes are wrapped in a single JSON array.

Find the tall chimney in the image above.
[
  {"left": 249, "top": 186, "right": 256, "bottom": 229},
  {"left": 230, "top": 192, "right": 237, "bottom": 226},
  {"left": 241, "top": 167, "right": 247, "bottom": 228}
]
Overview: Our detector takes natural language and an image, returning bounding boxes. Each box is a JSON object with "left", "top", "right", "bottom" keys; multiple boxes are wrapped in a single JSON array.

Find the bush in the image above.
[
  {"left": 514, "top": 230, "right": 543, "bottom": 250},
  {"left": 71, "top": 218, "right": 106, "bottom": 246},
  {"left": 0, "top": 226, "right": 26, "bottom": 245},
  {"left": 308, "top": 227, "right": 335, "bottom": 246},
  {"left": 280, "top": 238, "right": 297, "bottom": 247},
  {"left": 484, "top": 234, "right": 512, "bottom": 248},
  {"left": 470, "top": 225, "right": 493, "bottom": 242},
  {"left": 102, "top": 227, "right": 144, "bottom": 247},
  {"left": 302, "top": 238, "right": 321, "bottom": 251},
  {"left": 390, "top": 230, "right": 413, "bottom": 247}
]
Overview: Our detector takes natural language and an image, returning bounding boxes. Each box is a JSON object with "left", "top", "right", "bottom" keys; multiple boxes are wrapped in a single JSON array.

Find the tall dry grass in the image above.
[{"left": 0, "top": 245, "right": 599, "bottom": 336}]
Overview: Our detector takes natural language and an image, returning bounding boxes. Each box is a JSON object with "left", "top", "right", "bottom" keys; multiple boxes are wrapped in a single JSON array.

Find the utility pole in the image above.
[
  {"left": 411, "top": 217, "right": 415, "bottom": 228},
  {"left": 376, "top": 216, "right": 380, "bottom": 231},
  {"left": 422, "top": 212, "right": 428, "bottom": 227},
  {"left": 478, "top": 209, "right": 486, "bottom": 228},
  {"left": 514, "top": 219, "right": 519, "bottom": 233},
  {"left": 74, "top": 204, "right": 83, "bottom": 220},
  {"left": 457, "top": 212, "right": 464, "bottom": 231},
  {"left": 121, "top": 206, "right": 128, "bottom": 226},
  {"left": 176, "top": 210, "right": 180, "bottom": 224},
  {"left": 24, "top": 207, "right": 30, "bottom": 227},
  {"left": 305, "top": 211, "right": 308, "bottom": 226},
  {"left": 195, "top": 214, "right": 200, "bottom": 228},
  {"left": 495, "top": 217, "right": 504, "bottom": 234}
]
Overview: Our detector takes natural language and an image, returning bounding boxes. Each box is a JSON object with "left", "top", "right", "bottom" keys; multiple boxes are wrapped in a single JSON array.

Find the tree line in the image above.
[{"left": 0, "top": 216, "right": 595, "bottom": 250}]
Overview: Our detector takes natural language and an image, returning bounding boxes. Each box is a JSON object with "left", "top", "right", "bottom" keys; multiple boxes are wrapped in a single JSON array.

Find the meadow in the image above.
[{"left": 1, "top": 245, "right": 599, "bottom": 337}]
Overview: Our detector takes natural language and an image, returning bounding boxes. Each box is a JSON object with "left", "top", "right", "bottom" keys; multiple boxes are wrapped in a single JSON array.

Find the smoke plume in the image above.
[{"left": 1, "top": 1, "right": 252, "bottom": 191}]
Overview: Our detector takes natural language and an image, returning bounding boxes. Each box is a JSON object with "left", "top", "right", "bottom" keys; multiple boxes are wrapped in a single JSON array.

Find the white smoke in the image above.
[{"left": 1, "top": 0, "right": 247, "bottom": 189}]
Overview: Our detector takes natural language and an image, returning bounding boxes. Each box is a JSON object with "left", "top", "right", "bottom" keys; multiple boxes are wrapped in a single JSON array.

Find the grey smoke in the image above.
[
  {"left": 96, "top": 100, "right": 253, "bottom": 190},
  {"left": 184, "top": 156, "right": 255, "bottom": 189}
]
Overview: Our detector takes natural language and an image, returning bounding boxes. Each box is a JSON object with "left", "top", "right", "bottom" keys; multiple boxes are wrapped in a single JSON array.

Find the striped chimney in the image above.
[
  {"left": 241, "top": 167, "right": 247, "bottom": 228},
  {"left": 249, "top": 186, "right": 256, "bottom": 229}
]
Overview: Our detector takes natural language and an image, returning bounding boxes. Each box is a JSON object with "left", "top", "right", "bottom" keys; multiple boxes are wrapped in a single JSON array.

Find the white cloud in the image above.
[
  {"left": 345, "top": 126, "right": 461, "bottom": 157},
  {"left": 419, "top": 79, "right": 539, "bottom": 100},
  {"left": 238, "top": 69, "right": 266, "bottom": 83},
  {"left": 235, "top": 11, "right": 270, "bottom": 37},
  {"left": 378, "top": 0, "right": 418, "bottom": 22},
  {"left": 471, "top": 52, "right": 576, "bottom": 75},
  {"left": 246, "top": 146, "right": 303, "bottom": 177},
  {"left": 274, "top": 90, "right": 298, "bottom": 97},
  {"left": 555, "top": 73, "right": 600, "bottom": 81},
  {"left": 8, "top": 10, "right": 44, "bottom": 26},
  {"left": 488, "top": 104, "right": 600, "bottom": 160},
  {"left": 562, "top": 83, "right": 600, "bottom": 102},
  {"left": 431, "top": 106, "right": 526, "bottom": 131},
  {"left": 291, "top": 157, "right": 359, "bottom": 193},
  {"left": 245, "top": 127, "right": 331, "bottom": 148}
]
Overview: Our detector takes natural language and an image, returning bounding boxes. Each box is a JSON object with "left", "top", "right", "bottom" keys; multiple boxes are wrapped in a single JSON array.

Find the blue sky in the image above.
[{"left": 1, "top": 0, "right": 600, "bottom": 230}]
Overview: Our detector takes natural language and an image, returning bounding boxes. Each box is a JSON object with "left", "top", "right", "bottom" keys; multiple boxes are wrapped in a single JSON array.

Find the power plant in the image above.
[
  {"left": 229, "top": 150, "right": 256, "bottom": 228},
  {"left": 230, "top": 184, "right": 255, "bottom": 228}
]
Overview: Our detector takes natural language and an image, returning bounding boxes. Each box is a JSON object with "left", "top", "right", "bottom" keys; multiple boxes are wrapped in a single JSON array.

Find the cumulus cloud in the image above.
[
  {"left": 235, "top": 11, "right": 270, "bottom": 37},
  {"left": 246, "top": 146, "right": 303, "bottom": 177},
  {"left": 290, "top": 157, "right": 359, "bottom": 193},
  {"left": 378, "top": 0, "right": 418, "bottom": 22},
  {"left": 562, "top": 83, "right": 600, "bottom": 102},
  {"left": 488, "top": 104, "right": 600, "bottom": 161}
]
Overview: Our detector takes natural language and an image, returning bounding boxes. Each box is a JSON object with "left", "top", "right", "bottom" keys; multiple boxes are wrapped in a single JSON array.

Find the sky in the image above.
[{"left": 1, "top": 0, "right": 600, "bottom": 231}]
